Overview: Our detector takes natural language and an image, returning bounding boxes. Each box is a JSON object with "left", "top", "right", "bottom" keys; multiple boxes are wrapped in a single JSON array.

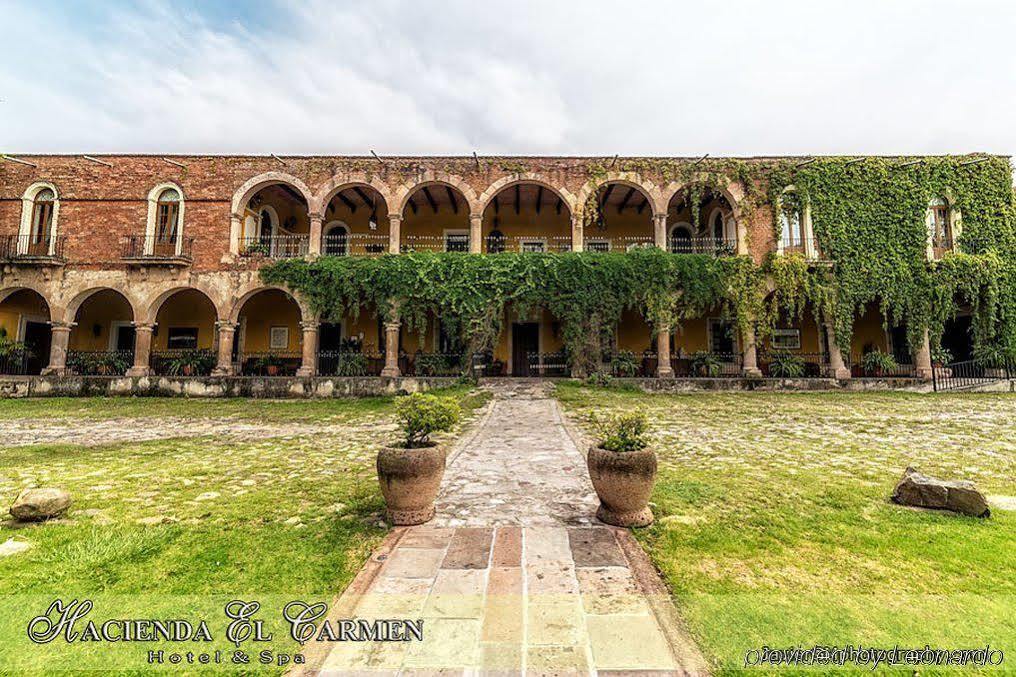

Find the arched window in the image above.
[
  {"left": 323, "top": 222, "right": 349, "bottom": 256},
  {"left": 928, "top": 197, "right": 952, "bottom": 249},
  {"left": 155, "top": 188, "right": 181, "bottom": 244},
  {"left": 30, "top": 189, "right": 55, "bottom": 246},
  {"left": 669, "top": 224, "right": 693, "bottom": 253},
  {"left": 779, "top": 190, "right": 804, "bottom": 250}
]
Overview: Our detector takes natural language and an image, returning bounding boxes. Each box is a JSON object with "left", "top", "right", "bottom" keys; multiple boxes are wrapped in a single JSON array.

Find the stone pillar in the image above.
[
  {"left": 308, "top": 213, "right": 323, "bottom": 257},
  {"left": 571, "top": 215, "right": 583, "bottom": 252},
  {"left": 656, "top": 329, "right": 673, "bottom": 378},
  {"left": 653, "top": 213, "right": 668, "bottom": 249},
  {"left": 915, "top": 329, "right": 933, "bottom": 380},
  {"left": 297, "top": 321, "right": 319, "bottom": 377},
  {"left": 469, "top": 214, "right": 482, "bottom": 253},
  {"left": 126, "top": 322, "right": 155, "bottom": 377},
  {"left": 741, "top": 321, "right": 762, "bottom": 378},
  {"left": 212, "top": 321, "right": 236, "bottom": 376},
  {"left": 41, "top": 321, "right": 74, "bottom": 376},
  {"left": 388, "top": 214, "right": 402, "bottom": 254},
  {"left": 381, "top": 322, "right": 401, "bottom": 377},
  {"left": 229, "top": 214, "right": 242, "bottom": 256},
  {"left": 823, "top": 318, "right": 851, "bottom": 380}
]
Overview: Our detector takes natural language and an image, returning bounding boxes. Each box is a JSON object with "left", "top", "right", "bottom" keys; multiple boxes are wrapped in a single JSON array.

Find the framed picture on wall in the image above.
[
  {"left": 772, "top": 328, "right": 802, "bottom": 350},
  {"left": 269, "top": 326, "right": 289, "bottom": 350}
]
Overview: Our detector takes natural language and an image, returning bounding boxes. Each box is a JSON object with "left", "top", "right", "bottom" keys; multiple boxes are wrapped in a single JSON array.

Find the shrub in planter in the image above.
[
  {"left": 689, "top": 351, "right": 721, "bottom": 377},
  {"left": 931, "top": 346, "right": 953, "bottom": 368},
  {"left": 376, "top": 393, "right": 460, "bottom": 525},
  {"left": 861, "top": 350, "right": 898, "bottom": 377},
  {"left": 610, "top": 350, "right": 640, "bottom": 377},
  {"left": 587, "top": 411, "right": 657, "bottom": 527},
  {"left": 167, "top": 349, "right": 216, "bottom": 376},
  {"left": 974, "top": 344, "right": 1013, "bottom": 377},
  {"left": 768, "top": 351, "right": 805, "bottom": 378},
  {"left": 335, "top": 352, "right": 368, "bottom": 377}
]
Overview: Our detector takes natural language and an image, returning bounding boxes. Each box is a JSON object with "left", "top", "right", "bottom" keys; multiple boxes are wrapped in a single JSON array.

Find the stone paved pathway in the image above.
[{"left": 313, "top": 387, "right": 706, "bottom": 675}]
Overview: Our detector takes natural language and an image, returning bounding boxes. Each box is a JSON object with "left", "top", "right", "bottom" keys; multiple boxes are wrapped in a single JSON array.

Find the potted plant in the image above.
[
  {"left": 610, "top": 350, "right": 640, "bottom": 377},
  {"left": 376, "top": 393, "right": 460, "bottom": 525},
  {"left": 931, "top": 345, "right": 953, "bottom": 368},
  {"left": 586, "top": 411, "right": 656, "bottom": 527},
  {"left": 689, "top": 351, "right": 721, "bottom": 377},
  {"left": 861, "top": 349, "right": 898, "bottom": 377},
  {"left": 257, "top": 352, "right": 284, "bottom": 376},
  {"left": 168, "top": 349, "right": 215, "bottom": 376},
  {"left": 768, "top": 351, "right": 805, "bottom": 378}
]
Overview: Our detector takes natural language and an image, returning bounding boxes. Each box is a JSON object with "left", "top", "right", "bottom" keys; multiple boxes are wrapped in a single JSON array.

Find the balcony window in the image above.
[
  {"left": 30, "top": 189, "right": 55, "bottom": 246},
  {"left": 927, "top": 197, "right": 956, "bottom": 259},
  {"left": 780, "top": 194, "right": 804, "bottom": 250}
]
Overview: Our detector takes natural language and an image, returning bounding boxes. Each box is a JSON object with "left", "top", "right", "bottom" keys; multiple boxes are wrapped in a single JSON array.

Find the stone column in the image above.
[
  {"left": 388, "top": 214, "right": 402, "bottom": 254},
  {"left": 656, "top": 329, "right": 673, "bottom": 377},
  {"left": 41, "top": 321, "right": 74, "bottom": 376},
  {"left": 469, "top": 214, "right": 482, "bottom": 253},
  {"left": 126, "top": 322, "right": 155, "bottom": 377},
  {"left": 653, "top": 213, "right": 668, "bottom": 249},
  {"left": 308, "top": 213, "right": 323, "bottom": 257},
  {"left": 381, "top": 322, "right": 401, "bottom": 378},
  {"left": 229, "top": 214, "right": 242, "bottom": 256},
  {"left": 823, "top": 318, "right": 851, "bottom": 380},
  {"left": 212, "top": 321, "right": 236, "bottom": 376},
  {"left": 741, "top": 321, "right": 762, "bottom": 378},
  {"left": 571, "top": 215, "right": 583, "bottom": 252},
  {"left": 914, "top": 329, "right": 933, "bottom": 380},
  {"left": 296, "top": 321, "right": 319, "bottom": 377}
]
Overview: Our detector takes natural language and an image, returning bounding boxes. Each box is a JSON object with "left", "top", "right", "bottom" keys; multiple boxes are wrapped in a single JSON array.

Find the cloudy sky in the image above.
[{"left": 2, "top": 0, "right": 1014, "bottom": 156}]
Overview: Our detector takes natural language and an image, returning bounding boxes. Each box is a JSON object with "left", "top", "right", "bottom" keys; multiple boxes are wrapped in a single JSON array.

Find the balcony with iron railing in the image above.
[
  {"left": 668, "top": 237, "right": 737, "bottom": 256},
  {"left": 239, "top": 234, "right": 310, "bottom": 259},
  {"left": 485, "top": 235, "right": 573, "bottom": 253},
  {"left": 584, "top": 236, "right": 656, "bottom": 252},
  {"left": 0, "top": 234, "right": 66, "bottom": 264},
  {"left": 322, "top": 233, "right": 390, "bottom": 256},
  {"left": 122, "top": 235, "right": 194, "bottom": 265},
  {"left": 931, "top": 235, "right": 955, "bottom": 260},
  {"left": 400, "top": 234, "right": 471, "bottom": 253},
  {"left": 777, "top": 237, "right": 824, "bottom": 261}
]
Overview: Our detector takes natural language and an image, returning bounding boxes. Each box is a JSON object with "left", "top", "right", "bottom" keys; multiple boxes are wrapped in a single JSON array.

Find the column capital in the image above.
[
  {"left": 384, "top": 321, "right": 402, "bottom": 332},
  {"left": 215, "top": 320, "right": 237, "bottom": 332},
  {"left": 309, "top": 212, "right": 324, "bottom": 222},
  {"left": 50, "top": 321, "right": 76, "bottom": 331},
  {"left": 469, "top": 212, "right": 483, "bottom": 222},
  {"left": 132, "top": 322, "right": 156, "bottom": 332},
  {"left": 300, "top": 320, "right": 320, "bottom": 331},
  {"left": 388, "top": 213, "right": 404, "bottom": 223}
]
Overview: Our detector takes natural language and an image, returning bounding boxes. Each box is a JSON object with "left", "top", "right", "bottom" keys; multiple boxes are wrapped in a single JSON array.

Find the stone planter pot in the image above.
[
  {"left": 587, "top": 445, "right": 657, "bottom": 527},
  {"left": 376, "top": 442, "right": 446, "bottom": 525}
]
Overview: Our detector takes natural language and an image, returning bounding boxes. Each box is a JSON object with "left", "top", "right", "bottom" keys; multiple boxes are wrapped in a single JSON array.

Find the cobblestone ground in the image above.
[{"left": 317, "top": 388, "right": 703, "bottom": 676}]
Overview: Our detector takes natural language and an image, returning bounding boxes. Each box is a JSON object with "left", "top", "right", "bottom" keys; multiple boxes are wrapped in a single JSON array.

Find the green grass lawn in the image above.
[
  {"left": 0, "top": 388, "right": 486, "bottom": 674},
  {"left": 556, "top": 385, "right": 1016, "bottom": 675}
]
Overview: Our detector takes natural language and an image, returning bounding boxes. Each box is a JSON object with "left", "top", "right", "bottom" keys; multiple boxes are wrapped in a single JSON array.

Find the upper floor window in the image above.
[
  {"left": 927, "top": 197, "right": 952, "bottom": 253},
  {"left": 156, "top": 188, "right": 181, "bottom": 243},
  {"left": 30, "top": 189, "right": 56, "bottom": 244},
  {"left": 779, "top": 191, "right": 804, "bottom": 250}
]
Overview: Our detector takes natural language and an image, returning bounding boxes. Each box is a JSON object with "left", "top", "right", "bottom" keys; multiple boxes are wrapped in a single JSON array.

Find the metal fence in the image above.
[
  {"left": 759, "top": 352, "right": 829, "bottom": 378},
  {"left": 317, "top": 350, "right": 385, "bottom": 377},
  {"left": 66, "top": 350, "right": 134, "bottom": 376},
  {"left": 933, "top": 359, "right": 1014, "bottom": 392},
  {"left": 485, "top": 236, "right": 573, "bottom": 253},
  {"left": 849, "top": 355, "right": 918, "bottom": 378},
  {"left": 669, "top": 237, "right": 737, "bottom": 256},
  {"left": 322, "top": 233, "right": 390, "bottom": 256},
  {"left": 401, "top": 235, "right": 471, "bottom": 253},
  {"left": 404, "top": 352, "right": 469, "bottom": 376},
  {"left": 0, "top": 347, "right": 35, "bottom": 375},
  {"left": 671, "top": 352, "right": 743, "bottom": 377},
  {"left": 238, "top": 235, "right": 309, "bottom": 259},
  {"left": 150, "top": 349, "right": 216, "bottom": 376},
  {"left": 583, "top": 237, "right": 656, "bottom": 253},
  {"left": 0, "top": 234, "right": 66, "bottom": 260},
  {"left": 235, "top": 351, "right": 302, "bottom": 376},
  {"left": 122, "top": 235, "right": 194, "bottom": 260}
]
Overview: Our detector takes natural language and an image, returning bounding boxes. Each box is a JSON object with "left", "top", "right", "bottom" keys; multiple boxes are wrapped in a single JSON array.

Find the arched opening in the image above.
[
  {"left": 15, "top": 184, "right": 61, "bottom": 257},
  {"left": 322, "top": 185, "right": 389, "bottom": 255},
  {"left": 401, "top": 183, "right": 471, "bottom": 252},
  {"left": 240, "top": 183, "right": 310, "bottom": 258},
  {"left": 582, "top": 182, "right": 654, "bottom": 252},
  {"left": 482, "top": 183, "right": 571, "bottom": 253},
  {"left": 152, "top": 187, "right": 182, "bottom": 256},
  {"left": 667, "top": 306, "right": 741, "bottom": 376},
  {"left": 758, "top": 294, "right": 827, "bottom": 377},
  {"left": 149, "top": 289, "right": 219, "bottom": 376},
  {"left": 233, "top": 289, "right": 303, "bottom": 376},
  {"left": 67, "top": 289, "right": 135, "bottom": 376},
  {"left": 484, "top": 304, "right": 566, "bottom": 376},
  {"left": 316, "top": 302, "right": 388, "bottom": 377},
  {"left": 849, "top": 301, "right": 915, "bottom": 377},
  {"left": 666, "top": 187, "right": 736, "bottom": 255},
  {"left": 0, "top": 289, "right": 52, "bottom": 375},
  {"left": 609, "top": 307, "right": 656, "bottom": 377}
]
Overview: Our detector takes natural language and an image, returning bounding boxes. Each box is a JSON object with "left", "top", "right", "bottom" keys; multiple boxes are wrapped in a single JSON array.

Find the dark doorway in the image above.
[
  {"left": 114, "top": 324, "right": 136, "bottom": 352},
  {"left": 22, "top": 321, "right": 51, "bottom": 375},
  {"left": 511, "top": 322, "right": 539, "bottom": 376},
  {"left": 942, "top": 315, "right": 973, "bottom": 363},
  {"left": 320, "top": 322, "right": 343, "bottom": 352},
  {"left": 889, "top": 325, "right": 910, "bottom": 364}
]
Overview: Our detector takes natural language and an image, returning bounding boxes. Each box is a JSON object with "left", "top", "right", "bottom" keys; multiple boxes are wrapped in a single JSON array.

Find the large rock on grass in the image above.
[
  {"left": 10, "top": 488, "right": 72, "bottom": 522},
  {"left": 891, "top": 467, "right": 990, "bottom": 517}
]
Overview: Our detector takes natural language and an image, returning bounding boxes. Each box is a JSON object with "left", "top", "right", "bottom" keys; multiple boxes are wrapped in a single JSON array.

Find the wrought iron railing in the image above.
[
  {"left": 758, "top": 351, "right": 829, "bottom": 378},
  {"left": 0, "top": 346, "right": 35, "bottom": 375},
  {"left": 317, "top": 350, "right": 385, "bottom": 377},
  {"left": 150, "top": 349, "right": 216, "bottom": 376},
  {"left": 239, "top": 235, "right": 309, "bottom": 259},
  {"left": 400, "top": 235, "right": 471, "bottom": 253},
  {"left": 602, "top": 350, "right": 657, "bottom": 377},
  {"left": 405, "top": 352, "right": 469, "bottom": 376},
  {"left": 121, "top": 235, "right": 194, "bottom": 261},
  {"left": 235, "top": 351, "right": 302, "bottom": 376},
  {"left": 671, "top": 352, "right": 743, "bottom": 377},
  {"left": 321, "top": 233, "right": 390, "bottom": 256},
  {"left": 583, "top": 236, "right": 657, "bottom": 253},
  {"left": 933, "top": 358, "right": 1013, "bottom": 392},
  {"left": 0, "top": 234, "right": 66, "bottom": 260},
  {"left": 849, "top": 355, "right": 918, "bottom": 378},
  {"left": 931, "top": 235, "right": 955, "bottom": 259},
  {"left": 526, "top": 351, "right": 570, "bottom": 377},
  {"left": 485, "top": 236, "right": 573, "bottom": 253},
  {"left": 66, "top": 350, "right": 134, "bottom": 376},
  {"left": 669, "top": 237, "right": 737, "bottom": 256},
  {"left": 777, "top": 237, "right": 822, "bottom": 259}
]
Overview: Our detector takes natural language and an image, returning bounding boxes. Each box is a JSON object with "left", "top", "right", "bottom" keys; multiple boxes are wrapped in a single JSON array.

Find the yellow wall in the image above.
[
  {"left": 0, "top": 291, "right": 49, "bottom": 341},
  {"left": 617, "top": 308, "right": 654, "bottom": 353},
  {"left": 239, "top": 290, "right": 302, "bottom": 353},
  {"left": 68, "top": 291, "right": 133, "bottom": 351},
  {"left": 401, "top": 194, "right": 469, "bottom": 246},
  {"left": 761, "top": 305, "right": 823, "bottom": 354},
  {"left": 851, "top": 302, "right": 889, "bottom": 358},
  {"left": 153, "top": 290, "right": 217, "bottom": 351},
  {"left": 482, "top": 198, "right": 571, "bottom": 248}
]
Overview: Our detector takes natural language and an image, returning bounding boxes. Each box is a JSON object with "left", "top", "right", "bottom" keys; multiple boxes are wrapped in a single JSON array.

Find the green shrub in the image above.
[
  {"left": 973, "top": 344, "right": 1013, "bottom": 369},
  {"left": 167, "top": 349, "right": 216, "bottom": 376},
  {"left": 861, "top": 350, "right": 898, "bottom": 375},
  {"left": 415, "top": 353, "right": 460, "bottom": 376},
  {"left": 690, "top": 351, "right": 721, "bottom": 377},
  {"left": 335, "top": 352, "right": 368, "bottom": 377},
  {"left": 595, "top": 411, "right": 650, "bottom": 452},
  {"left": 768, "top": 351, "right": 805, "bottom": 378},
  {"left": 395, "top": 393, "right": 460, "bottom": 448},
  {"left": 610, "top": 350, "right": 640, "bottom": 377},
  {"left": 585, "top": 372, "right": 613, "bottom": 387},
  {"left": 931, "top": 345, "right": 953, "bottom": 366}
]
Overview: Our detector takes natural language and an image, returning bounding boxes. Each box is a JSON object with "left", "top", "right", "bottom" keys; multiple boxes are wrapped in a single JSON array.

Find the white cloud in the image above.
[{"left": 1, "top": 0, "right": 1014, "bottom": 155}]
